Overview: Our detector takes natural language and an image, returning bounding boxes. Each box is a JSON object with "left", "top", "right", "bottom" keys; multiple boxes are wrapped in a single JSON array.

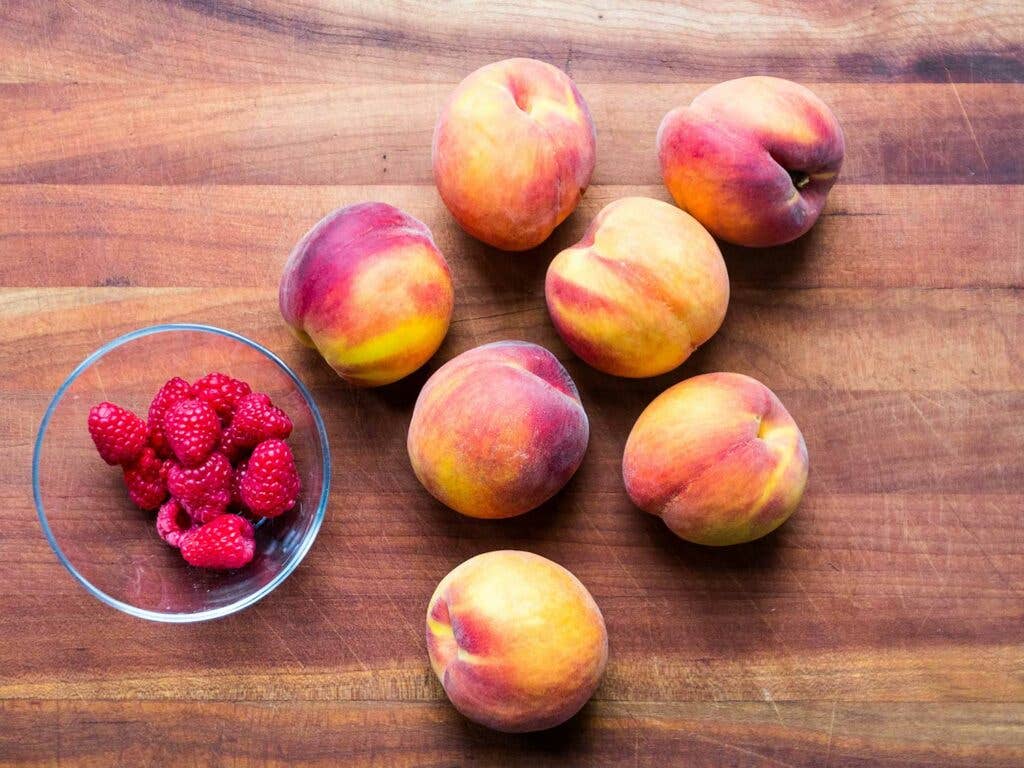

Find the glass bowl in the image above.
[{"left": 33, "top": 324, "right": 330, "bottom": 622}]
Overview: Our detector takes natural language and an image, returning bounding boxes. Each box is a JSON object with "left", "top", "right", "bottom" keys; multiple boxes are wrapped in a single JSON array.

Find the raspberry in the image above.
[
  {"left": 192, "top": 372, "right": 252, "bottom": 425},
  {"left": 165, "top": 451, "right": 233, "bottom": 524},
  {"left": 240, "top": 439, "right": 300, "bottom": 518},
  {"left": 88, "top": 402, "right": 148, "bottom": 466},
  {"left": 220, "top": 392, "right": 293, "bottom": 460},
  {"left": 180, "top": 514, "right": 255, "bottom": 569},
  {"left": 162, "top": 398, "right": 221, "bottom": 467},
  {"left": 122, "top": 446, "right": 167, "bottom": 511},
  {"left": 146, "top": 377, "right": 193, "bottom": 458},
  {"left": 156, "top": 498, "right": 193, "bottom": 548},
  {"left": 230, "top": 457, "right": 249, "bottom": 511}
]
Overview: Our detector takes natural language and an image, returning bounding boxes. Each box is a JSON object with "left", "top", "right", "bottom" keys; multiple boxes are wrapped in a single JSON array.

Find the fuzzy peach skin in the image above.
[
  {"left": 407, "top": 341, "right": 588, "bottom": 519},
  {"left": 279, "top": 202, "right": 454, "bottom": 387},
  {"left": 623, "top": 373, "right": 808, "bottom": 545},
  {"left": 432, "top": 58, "right": 596, "bottom": 251},
  {"left": 546, "top": 197, "right": 729, "bottom": 378},
  {"left": 657, "top": 76, "right": 844, "bottom": 247},
  {"left": 427, "top": 550, "right": 608, "bottom": 733}
]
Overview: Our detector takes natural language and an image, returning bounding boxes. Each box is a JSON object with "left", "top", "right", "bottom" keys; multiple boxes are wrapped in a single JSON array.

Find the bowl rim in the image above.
[{"left": 32, "top": 323, "right": 332, "bottom": 623}]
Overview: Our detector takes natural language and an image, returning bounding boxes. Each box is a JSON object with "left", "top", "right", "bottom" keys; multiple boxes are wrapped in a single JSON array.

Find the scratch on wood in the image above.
[
  {"left": 254, "top": 604, "right": 308, "bottom": 672},
  {"left": 688, "top": 730, "right": 799, "bottom": 768},
  {"left": 905, "top": 393, "right": 954, "bottom": 462},
  {"left": 725, "top": 571, "right": 808, "bottom": 678},
  {"left": 451, "top": 306, "right": 538, "bottom": 325},
  {"left": 55, "top": 697, "right": 62, "bottom": 768},
  {"left": 92, "top": 326, "right": 110, "bottom": 403},
  {"left": 340, "top": 530, "right": 422, "bottom": 647},
  {"left": 761, "top": 686, "right": 784, "bottom": 728},
  {"left": 948, "top": 497, "right": 1021, "bottom": 597},
  {"left": 583, "top": 513, "right": 641, "bottom": 594},
  {"left": 823, "top": 700, "right": 838, "bottom": 768},
  {"left": 294, "top": 585, "right": 371, "bottom": 674},
  {"left": 610, "top": 702, "right": 652, "bottom": 765},
  {"left": 945, "top": 67, "right": 990, "bottom": 174},
  {"left": 781, "top": 561, "right": 830, "bottom": 626}
]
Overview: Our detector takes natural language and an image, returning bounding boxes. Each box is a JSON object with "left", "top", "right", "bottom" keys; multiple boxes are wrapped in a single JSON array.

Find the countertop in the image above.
[{"left": 1, "top": 1, "right": 1022, "bottom": 765}]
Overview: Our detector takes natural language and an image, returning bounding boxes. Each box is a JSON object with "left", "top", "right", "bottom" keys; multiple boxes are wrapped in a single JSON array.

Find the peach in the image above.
[
  {"left": 657, "top": 76, "right": 844, "bottom": 247},
  {"left": 545, "top": 196, "right": 729, "bottom": 378},
  {"left": 432, "top": 58, "right": 596, "bottom": 251},
  {"left": 426, "top": 550, "right": 608, "bottom": 733},
  {"left": 623, "top": 373, "right": 808, "bottom": 545},
  {"left": 279, "top": 202, "right": 454, "bottom": 387},
  {"left": 407, "top": 341, "right": 588, "bottom": 518}
]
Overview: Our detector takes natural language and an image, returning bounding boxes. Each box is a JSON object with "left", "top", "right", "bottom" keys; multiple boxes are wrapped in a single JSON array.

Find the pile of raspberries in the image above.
[{"left": 87, "top": 372, "right": 301, "bottom": 570}]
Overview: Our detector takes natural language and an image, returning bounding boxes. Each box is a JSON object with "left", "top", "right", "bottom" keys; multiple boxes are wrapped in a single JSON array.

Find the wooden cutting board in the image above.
[{"left": 1, "top": 2, "right": 1022, "bottom": 765}]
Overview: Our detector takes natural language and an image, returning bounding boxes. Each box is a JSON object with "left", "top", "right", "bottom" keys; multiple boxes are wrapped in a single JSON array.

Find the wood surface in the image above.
[{"left": 1, "top": 1, "right": 1022, "bottom": 766}]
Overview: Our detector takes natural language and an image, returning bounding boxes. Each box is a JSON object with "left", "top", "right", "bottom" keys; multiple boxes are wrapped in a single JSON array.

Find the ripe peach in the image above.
[
  {"left": 657, "top": 76, "right": 844, "bottom": 247},
  {"left": 545, "top": 196, "right": 729, "bottom": 378},
  {"left": 407, "top": 341, "right": 588, "bottom": 518},
  {"left": 279, "top": 202, "right": 454, "bottom": 387},
  {"left": 623, "top": 373, "right": 808, "bottom": 545},
  {"left": 432, "top": 58, "right": 596, "bottom": 251},
  {"left": 426, "top": 550, "right": 608, "bottom": 733}
]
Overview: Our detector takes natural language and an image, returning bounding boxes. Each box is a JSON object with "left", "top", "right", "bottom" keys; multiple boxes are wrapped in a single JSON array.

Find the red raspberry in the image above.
[
  {"left": 162, "top": 398, "right": 221, "bottom": 467},
  {"left": 220, "top": 392, "right": 293, "bottom": 460},
  {"left": 146, "top": 377, "right": 193, "bottom": 458},
  {"left": 230, "top": 457, "right": 249, "bottom": 511},
  {"left": 180, "top": 514, "right": 255, "bottom": 569},
  {"left": 122, "top": 446, "right": 167, "bottom": 511},
  {"left": 88, "top": 402, "right": 147, "bottom": 466},
  {"left": 192, "top": 372, "right": 252, "bottom": 425},
  {"left": 156, "top": 498, "right": 193, "bottom": 548},
  {"left": 165, "top": 451, "right": 232, "bottom": 524},
  {"left": 240, "top": 439, "right": 300, "bottom": 518}
]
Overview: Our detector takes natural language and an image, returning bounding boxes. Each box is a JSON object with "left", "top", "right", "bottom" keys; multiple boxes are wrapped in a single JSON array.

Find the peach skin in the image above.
[
  {"left": 433, "top": 58, "right": 596, "bottom": 251},
  {"left": 545, "top": 196, "right": 729, "bottom": 378},
  {"left": 279, "top": 202, "right": 454, "bottom": 387},
  {"left": 426, "top": 550, "right": 608, "bottom": 733},
  {"left": 623, "top": 373, "right": 808, "bottom": 545},
  {"left": 407, "top": 341, "right": 588, "bottom": 519},
  {"left": 657, "top": 76, "right": 844, "bottom": 247}
]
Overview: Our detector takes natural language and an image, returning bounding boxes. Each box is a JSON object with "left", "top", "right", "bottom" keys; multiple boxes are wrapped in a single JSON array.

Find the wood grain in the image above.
[
  {"left": 2, "top": 185, "right": 1021, "bottom": 289},
  {"left": 2, "top": 481, "right": 1022, "bottom": 703},
  {"left": 2, "top": 700, "right": 1023, "bottom": 768},
  {"left": 1, "top": 1, "right": 1021, "bottom": 84},
  {"left": 3, "top": 285, "right": 1023, "bottom": 395},
  {"left": 1, "top": 83, "right": 1020, "bottom": 184},
  {"left": 1, "top": 0, "right": 1022, "bottom": 765}
]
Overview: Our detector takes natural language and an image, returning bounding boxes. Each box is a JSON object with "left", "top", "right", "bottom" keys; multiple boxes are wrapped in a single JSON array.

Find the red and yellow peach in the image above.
[
  {"left": 657, "top": 76, "right": 844, "bottom": 247},
  {"left": 623, "top": 372, "right": 808, "bottom": 545},
  {"left": 279, "top": 202, "right": 454, "bottom": 387},
  {"left": 433, "top": 58, "right": 596, "bottom": 251},
  {"left": 426, "top": 550, "right": 608, "bottom": 733},
  {"left": 407, "top": 341, "right": 588, "bottom": 518},
  {"left": 545, "top": 196, "right": 729, "bottom": 378}
]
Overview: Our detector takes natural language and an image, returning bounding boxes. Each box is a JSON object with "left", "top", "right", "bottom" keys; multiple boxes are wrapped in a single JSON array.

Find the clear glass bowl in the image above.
[{"left": 33, "top": 324, "right": 330, "bottom": 622}]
